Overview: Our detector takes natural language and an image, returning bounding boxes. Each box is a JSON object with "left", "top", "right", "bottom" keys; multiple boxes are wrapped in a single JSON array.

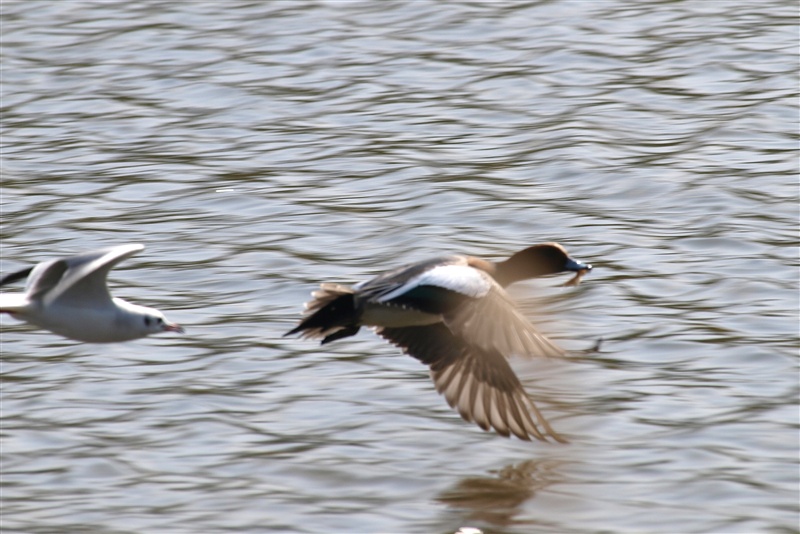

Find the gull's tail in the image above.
[{"left": 0, "top": 293, "right": 31, "bottom": 314}]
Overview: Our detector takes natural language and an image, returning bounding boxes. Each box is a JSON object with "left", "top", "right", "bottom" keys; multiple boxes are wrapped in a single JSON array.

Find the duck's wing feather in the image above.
[
  {"left": 444, "top": 282, "right": 566, "bottom": 359},
  {"left": 361, "top": 257, "right": 564, "bottom": 358},
  {"left": 354, "top": 255, "right": 466, "bottom": 301},
  {"left": 376, "top": 323, "right": 565, "bottom": 442},
  {"left": 42, "top": 244, "right": 145, "bottom": 307}
]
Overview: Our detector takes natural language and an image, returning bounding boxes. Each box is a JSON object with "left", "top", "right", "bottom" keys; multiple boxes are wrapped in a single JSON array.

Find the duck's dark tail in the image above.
[{"left": 284, "top": 283, "right": 361, "bottom": 344}]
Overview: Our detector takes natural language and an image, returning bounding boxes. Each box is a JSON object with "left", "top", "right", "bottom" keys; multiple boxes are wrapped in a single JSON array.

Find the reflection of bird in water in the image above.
[
  {"left": 286, "top": 243, "right": 591, "bottom": 441},
  {"left": 439, "top": 459, "right": 565, "bottom": 529}
]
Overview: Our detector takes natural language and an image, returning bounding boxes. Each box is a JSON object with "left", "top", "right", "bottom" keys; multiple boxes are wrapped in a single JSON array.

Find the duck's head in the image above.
[{"left": 491, "top": 243, "right": 592, "bottom": 287}]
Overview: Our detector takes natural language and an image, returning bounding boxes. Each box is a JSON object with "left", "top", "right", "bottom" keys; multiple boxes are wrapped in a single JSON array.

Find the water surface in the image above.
[{"left": 1, "top": 1, "right": 798, "bottom": 533}]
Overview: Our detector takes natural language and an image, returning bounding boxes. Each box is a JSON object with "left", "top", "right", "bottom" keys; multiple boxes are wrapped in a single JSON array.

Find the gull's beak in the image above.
[{"left": 163, "top": 321, "right": 185, "bottom": 334}]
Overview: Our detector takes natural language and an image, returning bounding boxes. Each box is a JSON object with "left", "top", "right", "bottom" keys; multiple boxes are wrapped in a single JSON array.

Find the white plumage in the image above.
[
  {"left": 0, "top": 244, "right": 183, "bottom": 343},
  {"left": 376, "top": 264, "right": 492, "bottom": 302}
]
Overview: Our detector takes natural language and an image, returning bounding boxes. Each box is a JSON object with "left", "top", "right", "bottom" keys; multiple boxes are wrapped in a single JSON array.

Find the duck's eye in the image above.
[
  {"left": 157, "top": 317, "right": 163, "bottom": 325},
  {"left": 144, "top": 316, "right": 151, "bottom": 326}
]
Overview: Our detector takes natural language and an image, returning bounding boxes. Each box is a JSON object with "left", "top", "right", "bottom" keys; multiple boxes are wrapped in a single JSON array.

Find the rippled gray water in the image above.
[{"left": 1, "top": 1, "right": 798, "bottom": 533}]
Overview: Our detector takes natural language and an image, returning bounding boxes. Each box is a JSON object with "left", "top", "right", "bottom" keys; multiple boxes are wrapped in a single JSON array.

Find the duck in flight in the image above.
[
  {"left": 285, "top": 243, "right": 591, "bottom": 442},
  {"left": 0, "top": 244, "right": 184, "bottom": 342}
]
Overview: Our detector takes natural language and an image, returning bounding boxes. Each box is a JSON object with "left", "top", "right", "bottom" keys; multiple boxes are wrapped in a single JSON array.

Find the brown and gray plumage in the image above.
[{"left": 285, "top": 243, "right": 591, "bottom": 442}]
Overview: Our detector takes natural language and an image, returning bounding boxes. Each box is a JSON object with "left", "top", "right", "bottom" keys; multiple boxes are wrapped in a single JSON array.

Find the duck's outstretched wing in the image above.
[
  {"left": 443, "top": 282, "right": 566, "bottom": 359},
  {"left": 376, "top": 323, "right": 566, "bottom": 442},
  {"left": 363, "top": 258, "right": 565, "bottom": 359}
]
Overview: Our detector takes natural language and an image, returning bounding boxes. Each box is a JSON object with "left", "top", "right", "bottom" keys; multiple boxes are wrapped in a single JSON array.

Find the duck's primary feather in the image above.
[{"left": 375, "top": 323, "right": 565, "bottom": 442}]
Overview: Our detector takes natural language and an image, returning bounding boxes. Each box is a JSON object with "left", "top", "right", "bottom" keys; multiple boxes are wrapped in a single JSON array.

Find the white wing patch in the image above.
[{"left": 378, "top": 264, "right": 492, "bottom": 301}]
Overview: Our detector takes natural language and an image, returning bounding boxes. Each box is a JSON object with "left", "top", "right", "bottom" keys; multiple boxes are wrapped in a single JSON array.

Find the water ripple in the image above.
[{"left": 2, "top": 1, "right": 797, "bottom": 533}]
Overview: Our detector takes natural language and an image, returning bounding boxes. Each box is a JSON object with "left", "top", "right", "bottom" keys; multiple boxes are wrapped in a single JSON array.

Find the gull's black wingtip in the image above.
[{"left": 0, "top": 266, "right": 33, "bottom": 287}]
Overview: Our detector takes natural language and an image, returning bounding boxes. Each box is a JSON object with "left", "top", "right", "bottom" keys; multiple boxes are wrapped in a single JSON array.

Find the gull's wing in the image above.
[
  {"left": 0, "top": 266, "right": 34, "bottom": 287},
  {"left": 376, "top": 323, "right": 565, "bottom": 442},
  {"left": 26, "top": 260, "right": 69, "bottom": 300},
  {"left": 42, "top": 244, "right": 145, "bottom": 307},
  {"left": 1, "top": 260, "right": 67, "bottom": 313}
]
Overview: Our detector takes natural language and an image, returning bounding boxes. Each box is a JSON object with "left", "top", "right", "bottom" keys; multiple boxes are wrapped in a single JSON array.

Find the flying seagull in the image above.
[{"left": 0, "top": 244, "right": 183, "bottom": 342}]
